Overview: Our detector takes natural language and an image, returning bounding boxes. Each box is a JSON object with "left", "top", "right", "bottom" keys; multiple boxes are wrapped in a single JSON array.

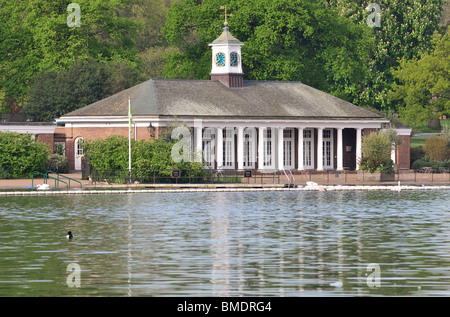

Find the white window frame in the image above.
[
  {"left": 263, "top": 128, "right": 275, "bottom": 169},
  {"left": 243, "top": 127, "right": 256, "bottom": 169},
  {"left": 303, "top": 129, "right": 315, "bottom": 169},
  {"left": 283, "top": 128, "right": 295, "bottom": 170},
  {"left": 322, "top": 129, "right": 334, "bottom": 169},
  {"left": 222, "top": 128, "right": 235, "bottom": 169},
  {"left": 202, "top": 128, "right": 215, "bottom": 168},
  {"left": 54, "top": 142, "right": 66, "bottom": 156}
]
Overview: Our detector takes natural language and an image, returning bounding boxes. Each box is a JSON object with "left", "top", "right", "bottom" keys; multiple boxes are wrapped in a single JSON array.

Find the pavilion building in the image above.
[{"left": 55, "top": 23, "right": 410, "bottom": 172}]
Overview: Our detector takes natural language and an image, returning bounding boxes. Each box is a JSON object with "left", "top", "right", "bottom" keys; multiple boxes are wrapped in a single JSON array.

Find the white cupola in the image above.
[{"left": 209, "top": 21, "right": 244, "bottom": 87}]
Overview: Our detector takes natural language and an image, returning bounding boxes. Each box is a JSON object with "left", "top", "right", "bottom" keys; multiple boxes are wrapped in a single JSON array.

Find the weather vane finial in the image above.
[{"left": 220, "top": 5, "right": 232, "bottom": 26}]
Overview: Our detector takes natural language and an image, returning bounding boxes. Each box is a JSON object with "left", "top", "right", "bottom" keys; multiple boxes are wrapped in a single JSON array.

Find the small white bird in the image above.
[{"left": 36, "top": 184, "right": 50, "bottom": 190}]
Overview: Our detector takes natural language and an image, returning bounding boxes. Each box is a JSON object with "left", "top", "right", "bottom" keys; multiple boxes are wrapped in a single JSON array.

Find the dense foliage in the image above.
[
  {"left": 389, "top": 27, "right": 450, "bottom": 127},
  {"left": 328, "top": 0, "right": 445, "bottom": 111},
  {"left": 83, "top": 135, "right": 205, "bottom": 175},
  {"left": 0, "top": 0, "right": 141, "bottom": 113},
  {"left": 24, "top": 58, "right": 144, "bottom": 122},
  {"left": 422, "top": 135, "right": 450, "bottom": 161},
  {"left": 359, "top": 130, "right": 395, "bottom": 173},
  {"left": 0, "top": 132, "right": 50, "bottom": 179},
  {"left": 0, "top": 0, "right": 448, "bottom": 128},
  {"left": 163, "top": 0, "right": 374, "bottom": 104},
  {"left": 47, "top": 154, "right": 70, "bottom": 174}
]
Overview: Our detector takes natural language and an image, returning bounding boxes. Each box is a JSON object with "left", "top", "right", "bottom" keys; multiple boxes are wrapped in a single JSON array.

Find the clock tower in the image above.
[{"left": 209, "top": 21, "right": 244, "bottom": 88}]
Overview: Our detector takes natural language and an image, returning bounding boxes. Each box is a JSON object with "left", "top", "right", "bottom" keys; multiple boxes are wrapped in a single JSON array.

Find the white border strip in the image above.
[{"left": 1, "top": 185, "right": 449, "bottom": 196}]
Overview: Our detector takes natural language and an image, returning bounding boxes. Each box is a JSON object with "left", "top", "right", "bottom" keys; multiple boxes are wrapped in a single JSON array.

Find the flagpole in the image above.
[{"left": 128, "top": 97, "right": 132, "bottom": 182}]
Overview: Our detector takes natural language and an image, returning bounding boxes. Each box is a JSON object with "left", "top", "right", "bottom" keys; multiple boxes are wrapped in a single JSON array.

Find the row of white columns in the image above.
[{"left": 194, "top": 126, "right": 362, "bottom": 171}]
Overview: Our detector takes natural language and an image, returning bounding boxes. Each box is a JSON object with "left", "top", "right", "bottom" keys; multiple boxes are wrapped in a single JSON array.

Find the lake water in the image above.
[{"left": 0, "top": 190, "right": 449, "bottom": 297}]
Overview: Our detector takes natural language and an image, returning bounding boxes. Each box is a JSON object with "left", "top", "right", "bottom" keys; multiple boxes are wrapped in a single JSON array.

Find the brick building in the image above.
[{"left": 52, "top": 23, "right": 410, "bottom": 172}]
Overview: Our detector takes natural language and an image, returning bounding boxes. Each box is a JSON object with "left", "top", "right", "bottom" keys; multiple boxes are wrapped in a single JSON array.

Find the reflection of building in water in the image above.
[
  {"left": 208, "top": 191, "right": 371, "bottom": 295},
  {"left": 210, "top": 208, "right": 231, "bottom": 296}
]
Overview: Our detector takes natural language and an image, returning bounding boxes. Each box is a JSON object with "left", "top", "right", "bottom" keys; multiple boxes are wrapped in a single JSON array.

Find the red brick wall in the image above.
[
  {"left": 36, "top": 133, "right": 54, "bottom": 152},
  {"left": 55, "top": 126, "right": 162, "bottom": 170},
  {"left": 396, "top": 135, "right": 411, "bottom": 169}
]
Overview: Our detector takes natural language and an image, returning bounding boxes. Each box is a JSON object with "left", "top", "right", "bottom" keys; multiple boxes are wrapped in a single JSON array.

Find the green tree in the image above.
[
  {"left": 24, "top": 58, "right": 144, "bottom": 122},
  {"left": 327, "top": 0, "right": 445, "bottom": 111},
  {"left": 121, "top": 0, "right": 175, "bottom": 79},
  {"left": 0, "top": 132, "right": 50, "bottom": 179},
  {"left": 389, "top": 27, "right": 450, "bottom": 128},
  {"left": 162, "top": 0, "right": 374, "bottom": 103},
  {"left": 0, "top": 0, "right": 140, "bottom": 113}
]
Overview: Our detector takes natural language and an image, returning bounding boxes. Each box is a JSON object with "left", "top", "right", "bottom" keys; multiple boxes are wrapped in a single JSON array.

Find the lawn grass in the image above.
[{"left": 410, "top": 137, "right": 426, "bottom": 148}]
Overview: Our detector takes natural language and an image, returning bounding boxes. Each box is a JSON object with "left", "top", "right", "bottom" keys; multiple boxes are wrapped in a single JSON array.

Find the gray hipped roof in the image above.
[
  {"left": 62, "top": 79, "right": 384, "bottom": 120},
  {"left": 210, "top": 23, "right": 244, "bottom": 45}
]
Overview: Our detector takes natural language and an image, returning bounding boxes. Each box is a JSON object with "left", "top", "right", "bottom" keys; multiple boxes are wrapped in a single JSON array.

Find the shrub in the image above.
[
  {"left": 47, "top": 154, "right": 69, "bottom": 173},
  {"left": 412, "top": 158, "right": 450, "bottom": 170},
  {"left": 359, "top": 131, "right": 394, "bottom": 173},
  {"left": 423, "top": 136, "right": 450, "bottom": 161},
  {"left": 442, "top": 126, "right": 450, "bottom": 144},
  {"left": 0, "top": 131, "right": 50, "bottom": 179},
  {"left": 83, "top": 135, "right": 206, "bottom": 181}
]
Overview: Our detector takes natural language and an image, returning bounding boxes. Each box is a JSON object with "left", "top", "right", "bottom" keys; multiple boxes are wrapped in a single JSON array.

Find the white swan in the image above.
[{"left": 36, "top": 184, "right": 50, "bottom": 190}]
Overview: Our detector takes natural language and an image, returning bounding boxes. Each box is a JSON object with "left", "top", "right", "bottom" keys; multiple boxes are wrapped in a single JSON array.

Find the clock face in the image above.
[
  {"left": 230, "top": 51, "right": 240, "bottom": 67},
  {"left": 215, "top": 52, "right": 226, "bottom": 67}
]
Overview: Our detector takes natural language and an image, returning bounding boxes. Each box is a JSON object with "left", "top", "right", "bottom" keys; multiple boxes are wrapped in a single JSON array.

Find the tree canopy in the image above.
[
  {"left": 328, "top": 0, "right": 445, "bottom": 111},
  {"left": 0, "top": 0, "right": 447, "bottom": 125},
  {"left": 162, "top": 0, "right": 375, "bottom": 104},
  {"left": 389, "top": 27, "right": 450, "bottom": 128},
  {"left": 0, "top": 0, "right": 140, "bottom": 112},
  {"left": 24, "top": 58, "right": 144, "bottom": 122}
]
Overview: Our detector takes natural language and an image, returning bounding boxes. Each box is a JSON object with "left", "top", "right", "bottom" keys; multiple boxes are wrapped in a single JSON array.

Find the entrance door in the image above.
[{"left": 74, "top": 137, "right": 84, "bottom": 170}]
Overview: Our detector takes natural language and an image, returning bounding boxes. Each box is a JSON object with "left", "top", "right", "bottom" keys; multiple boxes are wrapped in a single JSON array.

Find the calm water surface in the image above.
[{"left": 0, "top": 190, "right": 449, "bottom": 296}]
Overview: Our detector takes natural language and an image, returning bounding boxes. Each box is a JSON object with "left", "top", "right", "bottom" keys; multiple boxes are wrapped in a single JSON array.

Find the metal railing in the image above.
[
  {"left": 32, "top": 171, "right": 69, "bottom": 190},
  {"left": 47, "top": 171, "right": 82, "bottom": 189},
  {"left": 86, "top": 168, "right": 450, "bottom": 186},
  {"left": 89, "top": 169, "right": 282, "bottom": 185}
]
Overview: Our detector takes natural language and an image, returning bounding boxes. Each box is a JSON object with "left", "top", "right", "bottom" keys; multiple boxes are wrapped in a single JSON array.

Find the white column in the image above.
[
  {"left": 337, "top": 128, "right": 343, "bottom": 171},
  {"left": 317, "top": 127, "right": 323, "bottom": 171},
  {"left": 258, "top": 127, "right": 264, "bottom": 170},
  {"left": 298, "top": 128, "right": 304, "bottom": 170},
  {"left": 194, "top": 120, "right": 203, "bottom": 163},
  {"left": 237, "top": 126, "right": 244, "bottom": 170},
  {"left": 216, "top": 127, "right": 223, "bottom": 169},
  {"left": 277, "top": 127, "right": 284, "bottom": 170},
  {"left": 356, "top": 128, "right": 362, "bottom": 170}
]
